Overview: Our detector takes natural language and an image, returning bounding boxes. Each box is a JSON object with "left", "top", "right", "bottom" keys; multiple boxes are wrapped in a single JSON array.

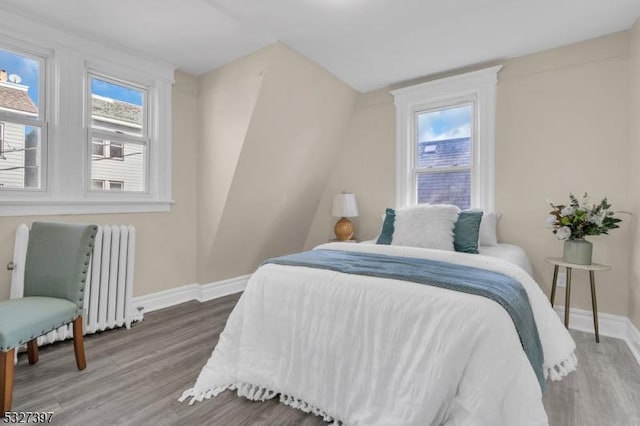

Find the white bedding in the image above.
[
  {"left": 479, "top": 243, "right": 533, "bottom": 275},
  {"left": 361, "top": 241, "right": 534, "bottom": 275},
  {"left": 181, "top": 243, "right": 576, "bottom": 426}
]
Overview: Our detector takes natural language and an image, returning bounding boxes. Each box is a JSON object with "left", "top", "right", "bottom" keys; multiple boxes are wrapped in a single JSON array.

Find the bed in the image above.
[
  {"left": 361, "top": 242, "right": 534, "bottom": 276},
  {"left": 479, "top": 243, "right": 533, "bottom": 276},
  {"left": 180, "top": 238, "right": 576, "bottom": 425}
]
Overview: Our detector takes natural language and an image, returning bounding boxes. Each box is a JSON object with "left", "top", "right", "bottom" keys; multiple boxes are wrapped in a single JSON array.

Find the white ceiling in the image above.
[{"left": 1, "top": 0, "right": 639, "bottom": 92}]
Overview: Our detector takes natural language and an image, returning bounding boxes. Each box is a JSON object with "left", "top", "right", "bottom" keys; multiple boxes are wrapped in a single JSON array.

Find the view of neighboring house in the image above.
[
  {"left": 0, "top": 67, "right": 144, "bottom": 192},
  {"left": 0, "top": 69, "right": 38, "bottom": 189},
  {"left": 91, "top": 94, "right": 144, "bottom": 192},
  {"left": 416, "top": 137, "right": 471, "bottom": 209}
]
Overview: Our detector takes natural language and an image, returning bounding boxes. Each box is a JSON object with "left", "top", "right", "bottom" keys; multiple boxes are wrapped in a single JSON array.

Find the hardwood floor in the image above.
[
  {"left": 10, "top": 293, "right": 640, "bottom": 425},
  {"left": 543, "top": 331, "right": 640, "bottom": 426}
]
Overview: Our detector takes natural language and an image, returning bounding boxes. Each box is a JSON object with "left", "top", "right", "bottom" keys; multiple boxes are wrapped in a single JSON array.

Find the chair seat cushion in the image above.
[{"left": 0, "top": 297, "right": 77, "bottom": 351}]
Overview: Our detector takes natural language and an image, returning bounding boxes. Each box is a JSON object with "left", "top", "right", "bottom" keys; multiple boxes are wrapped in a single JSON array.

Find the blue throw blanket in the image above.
[{"left": 263, "top": 249, "right": 546, "bottom": 391}]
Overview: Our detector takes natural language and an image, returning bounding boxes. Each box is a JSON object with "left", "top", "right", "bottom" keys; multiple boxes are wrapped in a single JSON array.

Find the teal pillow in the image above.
[
  {"left": 454, "top": 210, "right": 483, "bottom": 254},
  {"left": 376, "top": 208, "right": 395, "bottom": 245}
]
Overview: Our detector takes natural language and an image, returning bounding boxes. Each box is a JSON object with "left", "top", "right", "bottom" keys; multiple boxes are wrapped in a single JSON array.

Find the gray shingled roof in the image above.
[
  {"left": 418, "top": 137, "right": 471, "bottom": 168},
  {"left": 92, "top": 96, "right": 142, "bottom": 126},
  {"left": 417, "top": 137, "right": 471, "bottom": 209},
  {"left": 0, "top": 84, "right": 37, "bottom": 114},
  {"left": 417, "top": 171, "right": 470, "bottom": 209}
]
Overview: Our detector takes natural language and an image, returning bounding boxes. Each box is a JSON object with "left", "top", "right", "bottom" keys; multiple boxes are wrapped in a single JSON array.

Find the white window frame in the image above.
[
  {"left": 92, "top": 179, "right": 124, "bottom": 191},
  {"left": 92, "top": 140, "right": 125, "bottom": 160},
  {"left": 107, "top": 180, "right": 124, "bottom": 191},
  {"left": 0, "top": 123, "right": 4, "bottom": 158},
  {"left": 391, "top": 66, "right": 501, "bottom": 211},
  {"left": 0, "top": 10, "right": 174, "bottom": 216},
  {"left": 86, "top": 72, "right": 149, "bottom": 193},
  {"left": 412, "top": 100, "right": 475, "bottom": 208},
  {"left": 0, "top": 38, "right": 49, "bottom": 193}
]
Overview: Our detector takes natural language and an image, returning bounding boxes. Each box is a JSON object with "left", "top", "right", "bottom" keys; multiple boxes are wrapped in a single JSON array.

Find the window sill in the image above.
[{"left": 0, "top": 199, "right": 174, "bottom": 216}]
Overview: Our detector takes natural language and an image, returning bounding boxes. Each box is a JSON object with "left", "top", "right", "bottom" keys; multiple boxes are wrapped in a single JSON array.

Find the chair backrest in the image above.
[{"left": 23, "top": 222, "right": 98, "bottom": 312}]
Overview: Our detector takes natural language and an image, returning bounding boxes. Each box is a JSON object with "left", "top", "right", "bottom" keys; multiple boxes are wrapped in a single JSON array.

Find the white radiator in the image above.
[{"left": 9, "top": 224, "right": 143, "bottom": 345}]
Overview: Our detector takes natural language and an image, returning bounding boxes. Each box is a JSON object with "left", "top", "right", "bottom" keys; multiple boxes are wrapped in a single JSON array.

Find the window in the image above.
[
  {"left": 89, "top": 75, "right": 146, "bottom": 193},
  {"left": 0, "top": 46, "right": 45, "bottom": 190},
  {"left": 415, "top": 104, "right": 473, "bottom": 209},
  {"left": 0, "top": 14, "right": 173, "bottom": 216},
  {"left": 392, "top": 66, "right": 501, "bottom": 210},
  {"left": 92, "top": 179, "right": 124, "bottom": 191},
  {"left": 108, "top": 180, "right": 123, "bottom": 191},
  {"left": 109, "top": 142, "right": 124, "bottom": 160},
  {"left": 92, "top": 140, "right": 124, "bottom": 160}
]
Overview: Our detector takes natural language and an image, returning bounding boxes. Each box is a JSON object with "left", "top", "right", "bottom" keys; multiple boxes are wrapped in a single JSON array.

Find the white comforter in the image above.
[{"left": 181, "top": 243, "right": 576, "bottom": 426}]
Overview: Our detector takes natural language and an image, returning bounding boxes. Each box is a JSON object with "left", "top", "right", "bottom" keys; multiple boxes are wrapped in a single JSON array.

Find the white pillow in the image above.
[
  {"left": 392, "top": 204, "right": 460, "bottom": 251},
  {"left": 479, "top": 211, "right": 501, "bottom": 246}
]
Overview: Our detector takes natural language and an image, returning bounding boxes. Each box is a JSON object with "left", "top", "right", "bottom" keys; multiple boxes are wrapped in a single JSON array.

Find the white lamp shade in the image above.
[{"left": 332, "top": 193, "right": 359, "bottom": 217}]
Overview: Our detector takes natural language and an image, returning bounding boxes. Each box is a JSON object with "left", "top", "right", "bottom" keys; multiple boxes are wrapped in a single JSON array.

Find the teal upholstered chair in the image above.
[{"left": 0, "top": 222, "right": 98, "bottom": 414}]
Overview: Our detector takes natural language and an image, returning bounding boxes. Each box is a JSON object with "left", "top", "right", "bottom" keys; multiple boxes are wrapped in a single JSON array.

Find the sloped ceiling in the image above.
[{"left": 1, "top": 0, "right": 639, "bottom": 91}]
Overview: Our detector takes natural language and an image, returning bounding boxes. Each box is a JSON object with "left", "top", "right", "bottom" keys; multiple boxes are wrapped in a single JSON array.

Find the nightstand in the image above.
[
  {"left": 328, "top": 238, "right": 359, "bottom": 243},
  {"left": 545, "top": 257, "right": 612, "bottom": 343}
]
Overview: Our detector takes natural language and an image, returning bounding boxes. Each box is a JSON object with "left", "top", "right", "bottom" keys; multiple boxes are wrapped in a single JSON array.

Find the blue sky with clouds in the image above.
[
  {"left": 0, "top": 49, "right": 40, "bottom": 106},
  {"left": 418, "top": 104, "right": 472, "bottom": 142},
  {"left": 1, "top": 48, "right": 143, "bottom": 107},
  {"left": 91, "top": 78, "right": 143, "bottom": 106}
]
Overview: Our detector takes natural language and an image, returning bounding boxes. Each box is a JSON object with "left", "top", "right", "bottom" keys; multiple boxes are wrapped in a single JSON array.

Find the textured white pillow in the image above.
[
  {"left": 479, "top": 211, "right": 501, "bottom": 246},
  {"left": 392, "top": 204, "right": 460, "bottom": 251}
]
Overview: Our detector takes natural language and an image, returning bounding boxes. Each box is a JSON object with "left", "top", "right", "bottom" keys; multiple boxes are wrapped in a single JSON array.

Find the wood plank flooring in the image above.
[{"left": 10, "top": 293, "right": 640, "bottom": 425}]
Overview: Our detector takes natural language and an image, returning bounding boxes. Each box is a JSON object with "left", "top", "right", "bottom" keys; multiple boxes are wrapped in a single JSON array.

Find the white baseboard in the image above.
[
  {"left": 132, "top": 275, "right": 250, "bottom": 314},
  {"left": 554, "top": 305, "right": 640, "bottom": 365},
  {"left": 627, "top": 319, "right": 640, "bottom": 365},
  {"left": 200, "top": 275, "right": 251, "bottom": 302},
  {"left": 131, "top": 283, "right": 201, "bottom": 313}
]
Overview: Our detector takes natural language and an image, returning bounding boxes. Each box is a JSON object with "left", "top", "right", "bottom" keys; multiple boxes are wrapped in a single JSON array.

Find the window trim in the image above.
[
  {"left": 0, "top": 122, "right": 4, "bottom": 158},
  {"left": 107, "top": 180, "right": 124, "bottom": 191},
  {"left": 91, "top": 139, "right": 106, "bottom": 158},
  {"left": 0, "top": 10, "right": 174, "bottom": 216},
  {"left": 87, "top": 72, "right": 149, "bottom": 194},
  {"left": 412, "top": 100, "right": 475, "bottom": 208},
  {"left": 0, "top": 37, "right": 49, "bottom": 193},
  {"left": 391, "top": 66, "right": 501, "bottom": 210},
  {"left": 91, "top": 178, "right": 104, "bottom": 190},
  {"left": 106, "top": 142, "right": 124, "bottom": 160},
  {"left": 92, "top": 178, "right": 124, "bottom": 191}
]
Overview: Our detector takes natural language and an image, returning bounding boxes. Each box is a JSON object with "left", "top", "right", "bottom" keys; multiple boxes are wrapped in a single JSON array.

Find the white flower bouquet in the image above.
[{"left": 547, "top": 193, "right": 621, "bottom": 240}]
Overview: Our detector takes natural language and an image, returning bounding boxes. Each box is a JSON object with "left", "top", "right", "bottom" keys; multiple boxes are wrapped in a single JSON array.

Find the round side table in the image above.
[{"left": 544, "top": 257, "right": 611, "bottom": 343}]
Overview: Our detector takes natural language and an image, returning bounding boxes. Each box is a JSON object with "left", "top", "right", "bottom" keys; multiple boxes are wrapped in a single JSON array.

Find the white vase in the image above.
[{"left": 563, "top": 239, "right": 592, "bottom": 265}]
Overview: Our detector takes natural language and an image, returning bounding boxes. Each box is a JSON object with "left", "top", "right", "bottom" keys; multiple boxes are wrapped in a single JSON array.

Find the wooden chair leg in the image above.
[
  {"left": 27, "top": 339, "right": 39, "bottom": 365},
  {"left": 73, "top": 317, "right": 87, "bottom": 370},
  {"left": 1, "top": 348, "right": 15, "bottom": 415}
]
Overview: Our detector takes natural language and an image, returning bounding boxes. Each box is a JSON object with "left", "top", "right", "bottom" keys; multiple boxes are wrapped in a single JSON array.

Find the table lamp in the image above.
[{"left": 331, "top": 192, "right": 359, "bottom": 241}]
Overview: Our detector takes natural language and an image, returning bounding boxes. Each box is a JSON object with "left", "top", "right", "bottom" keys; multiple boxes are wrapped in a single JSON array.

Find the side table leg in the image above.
[
  {"left": 590, "top": 271, "right": 600, "bottom": 343},
  {"left": 564, "top": 267, "right": 572, "bottom": 328},
  {"left": 550, "top": 265, "right": 559, "bottom": 306}
]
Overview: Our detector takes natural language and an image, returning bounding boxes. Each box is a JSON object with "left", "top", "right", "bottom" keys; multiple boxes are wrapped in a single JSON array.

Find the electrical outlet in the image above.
[{"left": 557, "top": 271, "right": 566, "bottom": 288}]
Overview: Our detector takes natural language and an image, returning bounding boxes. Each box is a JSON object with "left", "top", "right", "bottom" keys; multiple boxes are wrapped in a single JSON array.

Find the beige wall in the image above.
[
  {"left": 196, "top": 48, "right": 267, "bottom": 282},
  {"left": 629, "top": 20, "right": 640, "bottom": 329},
  {"left": 496, "top": 32, "right": 630, "bottom": 317},
  {"left": 306, "top": 32, "right": 633, "bottom": 317},
  {"left": 0, "top": 70, "right": 198, "bottom": 300},
  {"left": 198, "top": 43, "right": 358, "bottom": 283},
  {"left": 3, "top": 31, "right": 638, "bottom": 325},
  {"left": 304, "top": 89, "right": 395, "bottom": 248}
]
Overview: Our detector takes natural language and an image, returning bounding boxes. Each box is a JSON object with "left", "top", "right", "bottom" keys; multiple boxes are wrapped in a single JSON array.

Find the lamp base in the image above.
[{"left": 334, "top": 217, "right": 354, "bottom": 241}]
